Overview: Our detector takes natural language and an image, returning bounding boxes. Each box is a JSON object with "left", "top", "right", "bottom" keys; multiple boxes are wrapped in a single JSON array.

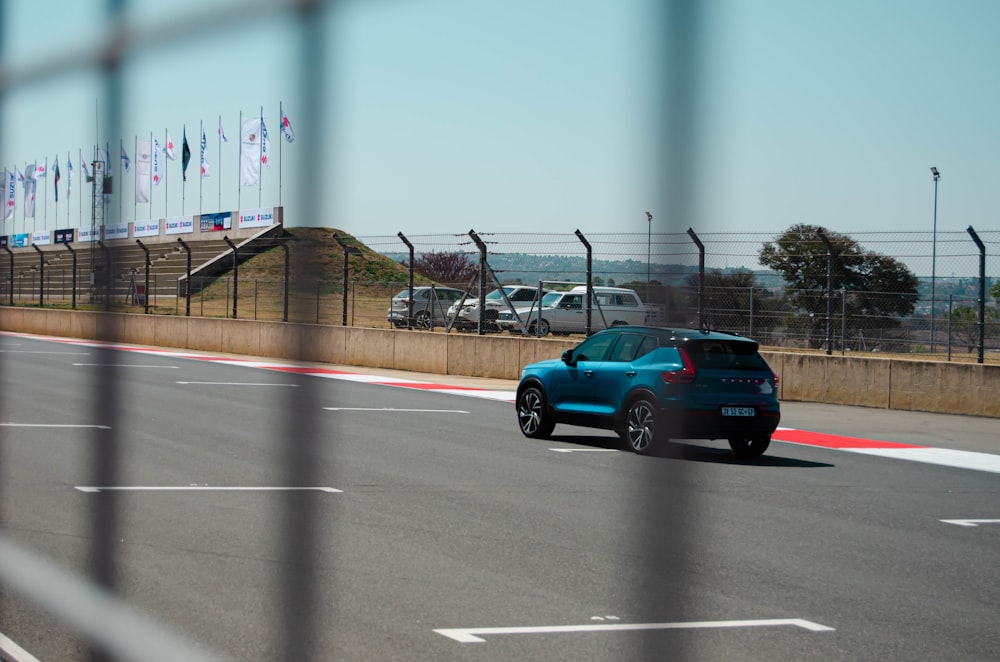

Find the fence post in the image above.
[
  {"left": 816, "top": 229, "right": 837, "bottom": 356},
  {"left": 2, "top": 244, "right": 12, "bottom": 305},
  {"left": 686, "top": 228, "right": 704, "bottom": 329},
  {"left": 469, "top": 229, "right": 489, "bottom": 335},
  {"left": 282, "top": 238, "right": 290, "bottom": 322},
  {"left": 135, "top": 239, "right": 150, "bottom": 314},
  {"left": 63, "top": 243, "right": 77, "bottom": 309},
  {"left": 841, "top": 288, "right": 847, "bottom": 356},
  {"left": 947, "top": 294, "right": 953, "bottom": 362},
  {"left": 967, "top": 225, "right": 986, "bottom": 364},
  {"left": 574, "top": 230, "right": 593, "bottom": 335},
  {"left": 177, "top": 237, "right": 191, "bottom": 317},
  {"left": 223, "top": 236, "right": 238, "bottom": 320},
  {"left": 31, "top": 244, "right": 44, "bottom": 307},
  {"left": 333, "top": 234, "right": 360, "bottom": 327},
  {"left": 397, "top": 232, "right": 415, "bottom": 329}
]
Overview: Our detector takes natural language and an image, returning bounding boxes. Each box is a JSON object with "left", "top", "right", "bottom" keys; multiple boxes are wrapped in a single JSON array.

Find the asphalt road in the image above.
[{"left": 1, "top": 332, "right": 998, "bottom": 661}]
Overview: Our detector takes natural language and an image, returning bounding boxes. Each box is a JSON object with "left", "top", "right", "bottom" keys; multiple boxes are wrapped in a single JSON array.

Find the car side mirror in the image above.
[{"left": 561, "top": 349, "right": 575, "bottom": 365}]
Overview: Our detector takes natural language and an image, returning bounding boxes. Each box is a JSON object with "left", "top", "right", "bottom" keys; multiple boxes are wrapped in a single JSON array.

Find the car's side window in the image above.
[
  {"left": 571, "top": 333, "right": 618, "bottom": 362},
  {"left": 561, "top": 295, "right": 583, "bottom": 310},
  {"left": 513, "top": 290, "right": 535, "bottom": 302},
  {"left": 615, "top": 294, "right": 638, "bottom": 306},
  {"left": 608, "top": 334, "right": 657, "bottom": 362}
]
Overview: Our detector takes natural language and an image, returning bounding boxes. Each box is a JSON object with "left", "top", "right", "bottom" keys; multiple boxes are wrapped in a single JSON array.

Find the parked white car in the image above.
[
  {"left": 447, "top": 285, "right": 548, "bottom": 330},
  {"left": 496, "top": 285, "right": 647, "bottom": 336}
]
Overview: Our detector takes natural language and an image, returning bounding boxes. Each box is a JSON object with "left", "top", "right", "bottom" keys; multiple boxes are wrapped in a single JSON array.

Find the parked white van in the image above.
[{"left": 496, "top": 285, "right": 647, "bottom": 336}]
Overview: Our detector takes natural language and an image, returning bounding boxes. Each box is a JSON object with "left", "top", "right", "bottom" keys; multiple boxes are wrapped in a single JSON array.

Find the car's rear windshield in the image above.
[{"left": 685, "top": 340, "right": 769, "bottom": 371}]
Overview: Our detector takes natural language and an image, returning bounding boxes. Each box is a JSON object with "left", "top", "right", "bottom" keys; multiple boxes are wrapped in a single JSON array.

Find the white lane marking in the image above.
[
  {"left": 176, "top": 381, "right": 300, "bottom": 386},
  {"left": 323, "top": 407, "right": 469, "bottom": 413},
  {"left": 550, "top": 448, "right": 619, "bottom": 453},
  {"left": 0, "top": 350, "right": 90, "bottom": 355},
  {"left": 0, "top": 423, "right": 111, "bottom": 429},
  {"left": 434, "top": 618, "right": 835, "bottom": 643},
  {"left": 74, "top": 486, "right": 342, "bottom": 493},
  {"left": 941, "top": 519, "right": 1000, "bottom": 527},
  {"left": 0, "top": 631, "right": 43, "bottom": 662},
  {"left": 72, "top": 364, "right": 179, "bottom": 369},
  {"left": 844, "top": 447, "right": 1000, "bottom": 474}
]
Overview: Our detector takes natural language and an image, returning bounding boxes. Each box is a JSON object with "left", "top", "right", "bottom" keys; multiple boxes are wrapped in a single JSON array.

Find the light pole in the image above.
[
  {"left": 645, "top": 211, "right": 652, "bottom": 286},
  {"left": 930, "top": 166, "right": 940, "bottom": 352}
]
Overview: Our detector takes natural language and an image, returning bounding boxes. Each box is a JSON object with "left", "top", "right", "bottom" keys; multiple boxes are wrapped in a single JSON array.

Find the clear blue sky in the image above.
[{"left": 1, "top": 0, "right": 998, "bottom": 247}]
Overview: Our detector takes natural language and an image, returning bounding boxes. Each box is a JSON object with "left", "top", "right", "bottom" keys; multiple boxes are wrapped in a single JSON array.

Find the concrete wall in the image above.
[{"left": 2, "top": 307, "right": 997, "bottom": 418}]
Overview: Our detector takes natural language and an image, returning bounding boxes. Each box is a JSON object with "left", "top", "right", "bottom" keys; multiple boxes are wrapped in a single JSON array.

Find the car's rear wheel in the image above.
[
  {"left": 623, "top": 397, "right": 661, "bottom": 455},
  {"left": 413, "top": 310, "right": 431, "bottom": 329},
  {"left": 527, "top": 319, "right": 550, "bottom": 336},
  {"left": 728, "top": 435, "right": 771, "bottom": 458},
  {"left": 517, "top": 386, "right": 554, "bottom": 439}
]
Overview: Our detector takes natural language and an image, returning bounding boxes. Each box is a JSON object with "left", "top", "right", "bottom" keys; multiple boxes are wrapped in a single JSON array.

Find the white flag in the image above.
[
  {"left": 23, "top": 165, "right": 36, "bottom": 218},
  {"left": 4, "top": 169, "right": 15, "bottom": 221},
  {"left": 152, "top": 138, "right": 162, "bottom": 185},
  {"left": 200, "top": 126, "right": 210, "bottom": 178},
  {"left": 164, "top": 132, "right": 177, "bottom": 160},
  {"left": 240, "top": 117, "right": 263, "bottom": 187},
  {"left": 135, "top": 140, "right": 152, "bottom": 203}
]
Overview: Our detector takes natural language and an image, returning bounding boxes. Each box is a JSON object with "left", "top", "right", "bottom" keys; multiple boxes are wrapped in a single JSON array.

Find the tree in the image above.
[
  {"left": 990, "top": 280, "right": 1000, "bottom": 300},
  {"left": 406, "top": 251, "right": 476, "bottom": 286},
  {"left": 683, "top": 269, "right": 786, "bottom": 336},
  {"left": 948, "top": 305, "right": 999, "bottom": 352},
  {"left": 759, "top": 224, "right": 919, "bottom": 349}
]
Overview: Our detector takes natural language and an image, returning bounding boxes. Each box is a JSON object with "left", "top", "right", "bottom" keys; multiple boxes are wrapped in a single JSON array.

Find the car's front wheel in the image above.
[
  {"left": 413, "top": 310, "right": 431, "bottom": 329},
  {"left": 527, "top": 319, "right": 550, "bottom": 337},
  {"left": 623, "top": 397, "right": 661, "bottom": 455},
  {"left": 728, "top": 435, "right": 771, "bottom": 458},
  {"left": 516, "top": 385, "right": 554, "bottom": 439}
]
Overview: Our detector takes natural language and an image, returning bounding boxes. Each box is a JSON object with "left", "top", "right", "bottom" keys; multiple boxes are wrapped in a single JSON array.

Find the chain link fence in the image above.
[{"left": 4, "top": 228, "right": 997, "bottom": 359}]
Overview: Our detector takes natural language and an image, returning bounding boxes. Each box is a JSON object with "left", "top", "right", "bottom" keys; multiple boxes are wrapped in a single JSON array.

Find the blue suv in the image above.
[{"left": 516, "top": 326, "right": 780, "bottom": 457}]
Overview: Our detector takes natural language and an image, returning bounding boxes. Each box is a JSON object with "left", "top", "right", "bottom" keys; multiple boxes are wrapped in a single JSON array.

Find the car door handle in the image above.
[
  {"left": 625, "top": 371, "right": 637, "bottom": 378},
  {"left": 583, "top": 370, "right": 594, "bottom": 378}
]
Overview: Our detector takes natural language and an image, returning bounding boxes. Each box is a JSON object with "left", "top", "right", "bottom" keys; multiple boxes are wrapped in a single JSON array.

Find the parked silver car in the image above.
[
  {"left": 497, "top": 285, "right": 647, "bottom": 336},
  {"left": 387, "top": 286, "right": 466, "bottom": 329},
  {"left": 447, "top": 285, "right": 548, "bottom": 330}
]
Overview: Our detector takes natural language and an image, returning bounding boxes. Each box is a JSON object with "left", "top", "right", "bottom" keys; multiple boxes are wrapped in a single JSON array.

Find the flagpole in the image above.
[
  {"left": 199, "top": 119, "right": 203, "bottom": 215},
  {"left": 118, "top": 140, "right": 123, "bottom": 227},
  {"left": 182, "top": 124, "right": 186, "bottom": 216},
  {"left": 218, "top": 115, "right": 223, "bottom": 212},
  {"left": 43, "top": 157, "right": 48, "bottom": 230},
  {"left": 258, "top": 105, "right": 263, "bottom": 208},
  {"left": 54, "top": 157, "right": 59, "bottom": 227},
  {"left": 77, "top": 150, "right": 82, "bottom": 229},
  {"left": 163, "top": 128, "right": 168, "bottom": 220},
  {"left": 237, "top": 111, "right": 242, "bottom": 212},
  {"left": 133, "top": 137, "right": 138, "bottom": 223},
  {"left": 279, "top": 101, "right": 283, "bottom": 209}
]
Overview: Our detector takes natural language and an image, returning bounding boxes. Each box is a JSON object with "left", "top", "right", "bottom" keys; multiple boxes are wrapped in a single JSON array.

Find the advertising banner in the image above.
[
  {"left": 200, "top": 212, "right": 231, "bottom": 233},
  {"left": 105, "top": 223, "right": 129, "bottom": 240},
  {"left": 54, "top": 228, "right": 75, "bottom": 244},
  {"left": 13, "top": 233, "right": 29, "bottom": 247},
  {"left": 133, "top": 220, "right": 160, "bottom": 238},
  {"left": 238, "top": 207, "right": 275, "bottom": 229},
  {"left": 0, "top": 236, "right": 8, "bottom": 247},
  {"left": 78, "top": 226, "right": 100, "bottom": 242},
  {"left": 165, "top": 215, "right": 194, "bottom": 235},
  {"left": 31, "top": 232, "right": 51, "bottom": 246}
]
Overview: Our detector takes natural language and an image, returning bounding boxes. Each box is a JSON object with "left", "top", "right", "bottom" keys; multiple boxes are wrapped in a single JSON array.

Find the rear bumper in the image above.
[{"left": 661, "top": 406, "right": 780, "bottom": 440}]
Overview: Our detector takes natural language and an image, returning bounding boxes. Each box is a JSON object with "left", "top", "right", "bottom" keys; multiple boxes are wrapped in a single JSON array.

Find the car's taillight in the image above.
[
  {"left": 772, "top": 370, "right": 780, "bottom": 386},
  {"left": 662, "top": 347, "right": 697, "bottom": 384}
]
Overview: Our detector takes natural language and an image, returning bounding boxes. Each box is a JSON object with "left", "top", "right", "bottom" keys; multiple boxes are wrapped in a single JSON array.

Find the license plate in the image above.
[{"left": 721, "top": 407, "right": 756, "bottom": 417}]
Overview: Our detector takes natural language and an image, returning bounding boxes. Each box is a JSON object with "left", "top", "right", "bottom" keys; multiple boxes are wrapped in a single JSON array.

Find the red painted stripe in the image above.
[
  {"left": 773, "top": 429, "right": 925, "bottom": 449},
  {"left": 373, "top": 381, "right": 484, "bottom": 392},
  {"left": 265, "top": 366, "right": 355, "bottom": 375}
]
